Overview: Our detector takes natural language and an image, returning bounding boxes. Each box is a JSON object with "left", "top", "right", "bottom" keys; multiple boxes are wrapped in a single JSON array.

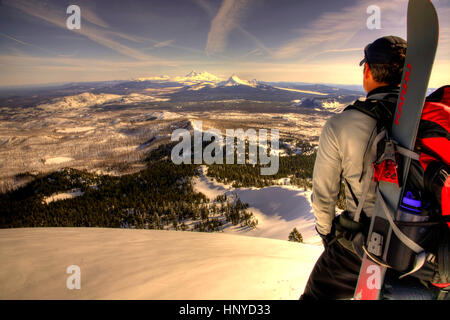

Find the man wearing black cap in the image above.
[{"left": 300, "top": 36, "right": 413, "bottom": 300}]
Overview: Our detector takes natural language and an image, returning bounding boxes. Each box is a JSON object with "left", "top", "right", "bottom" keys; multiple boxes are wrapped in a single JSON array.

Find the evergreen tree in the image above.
[{"left": 288, "top": 228, "right": 303, "bottom": 243}]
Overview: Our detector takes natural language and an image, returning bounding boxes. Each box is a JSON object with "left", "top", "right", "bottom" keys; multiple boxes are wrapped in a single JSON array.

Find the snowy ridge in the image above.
[
  {"left": 119, "top": 93, "right": 170, "bottom": 103},
  {"left": 37, "top": 92, "right": 169, "bottom": 111},
  {"left": 37, "top": 92, "right": 122, "bottom": 111}
]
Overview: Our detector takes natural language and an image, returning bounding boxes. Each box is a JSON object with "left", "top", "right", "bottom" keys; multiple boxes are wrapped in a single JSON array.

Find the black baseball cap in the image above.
[{"left": 359, "top": 36, "right": 407, "bottom": 66}]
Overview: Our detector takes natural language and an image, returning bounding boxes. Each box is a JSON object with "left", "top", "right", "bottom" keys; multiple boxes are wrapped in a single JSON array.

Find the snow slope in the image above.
[
  {"left": 193, "top": 166, "right": 322, "bottom": 245},
  {"left": 0, "top": 228, "right": 323, "bottom": 300}
]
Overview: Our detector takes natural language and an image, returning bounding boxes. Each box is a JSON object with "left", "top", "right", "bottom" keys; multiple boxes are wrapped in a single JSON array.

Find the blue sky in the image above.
[{"left": 0, "top": 0, "right": 448, "bottom": 87}]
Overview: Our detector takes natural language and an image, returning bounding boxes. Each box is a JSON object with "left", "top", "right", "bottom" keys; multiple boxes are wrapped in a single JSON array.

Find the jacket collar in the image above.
[{"left": 367, "top": 85, "right": 400, "bottom": 99}]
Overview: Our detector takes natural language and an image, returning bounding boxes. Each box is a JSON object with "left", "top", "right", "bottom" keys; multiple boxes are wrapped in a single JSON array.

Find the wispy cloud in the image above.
[
  {"left": 274, "top": 0, "right": 408, "bottom": 60},
  {"left": 0, "top": 32, "right": 32, "bottom": 47},
  {"left": 236, "top": 25, "right": 273, "bottom": 56},
  {"left": 0, "top": 32, "right": 64, "bottom": 56},
  {"left": 241, "top": 48, "right": 263, "bottom": 58},
  {"left": 196, "top": 0, "right": 272, "bottom": 56},
  {"left": 193, "top": 0, "right": 217, "bottom": 17},
  {"left": 205, "top": 0, "right": 255, "bottom": 55},
  {"left": 3, "top": 0, "right": 209, "bottom": 60},
  {"left": 80, "top": 4, "right": 110, "bottom": 29},
  {"left": 3, "top": 0, "right": 154, "bottom": 61},
  {"left": 153, "top": 39, "right": 175, "bottom": 48}
]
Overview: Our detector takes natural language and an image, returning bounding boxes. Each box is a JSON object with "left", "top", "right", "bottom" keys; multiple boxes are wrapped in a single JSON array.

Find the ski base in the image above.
[{"left": 354, "top": 255, "right": 386, "bottom": 300}]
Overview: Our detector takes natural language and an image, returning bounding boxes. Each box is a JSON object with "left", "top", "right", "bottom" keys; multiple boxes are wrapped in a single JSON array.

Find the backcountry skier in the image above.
[{"left": 300, "top": 36, "right": 445, "bottom": 300}]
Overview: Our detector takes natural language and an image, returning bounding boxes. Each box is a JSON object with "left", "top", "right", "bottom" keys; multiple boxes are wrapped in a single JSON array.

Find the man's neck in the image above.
[
  {"left": 365, "top": 81, "right": 390, "bottom": 95},
  {"left": 367, "top": 84, "right": 400, "bottom": 97}
]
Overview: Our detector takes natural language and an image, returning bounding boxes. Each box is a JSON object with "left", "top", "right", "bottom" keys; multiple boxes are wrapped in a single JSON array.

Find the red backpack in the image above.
[
  {"left": 417, "top": 85, "right": 450, "bottom": 228},
  {"left": 413, "top": 85, "right": 450, "bottom": 291}
]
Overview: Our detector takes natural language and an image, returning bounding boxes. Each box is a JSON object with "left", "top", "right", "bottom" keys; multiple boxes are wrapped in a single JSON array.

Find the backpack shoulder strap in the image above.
[
  {"left": 353, "top": 128, "right": 386, "bottom": 223},
  {"left": 345, "top": 99, "right": 379, "bottom": 120},
  {"left": 344, "top": 93, "right": 398, "bottom": 130}
]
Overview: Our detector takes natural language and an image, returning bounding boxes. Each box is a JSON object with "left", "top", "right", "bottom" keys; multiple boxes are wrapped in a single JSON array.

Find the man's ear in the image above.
[{"left": 364, "top": 63, "right": 372, "bottom": 80}]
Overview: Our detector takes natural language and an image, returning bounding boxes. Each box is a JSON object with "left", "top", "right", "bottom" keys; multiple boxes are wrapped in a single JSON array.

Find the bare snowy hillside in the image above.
[
  {"left": 193, "top": 166, "right": 321, "bottom": 245},
  {"left": 0, "top": 228, "right": 323, "bottom": 299}
]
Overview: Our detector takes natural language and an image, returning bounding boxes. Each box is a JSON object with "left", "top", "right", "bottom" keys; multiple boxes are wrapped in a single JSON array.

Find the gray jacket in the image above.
[{"left": 312, "top": 88, "right": 398, "bottom": 235}]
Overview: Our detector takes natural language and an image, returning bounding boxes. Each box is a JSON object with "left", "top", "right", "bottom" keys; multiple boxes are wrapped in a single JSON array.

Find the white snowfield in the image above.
[
  {"left": 43, "top": 156, "right": 74, "bottom": 165},
  {"left": 193, "top": 166, "right": 322, "bottom": 246},
  {"left": 42, "top": 188, "right": 84, "bottom": 204},
  {"left": 0, "top": 228, "right": 322, "bottom": 300}
]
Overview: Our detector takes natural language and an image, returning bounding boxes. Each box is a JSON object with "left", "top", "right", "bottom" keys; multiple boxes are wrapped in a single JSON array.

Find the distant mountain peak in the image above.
[
  {"left": 135, "top": 75, "right": 170, "bottom": 82},
  {"left": 175, "top": 71, "right": 222, "bottom": 85},
  {"left": 185, "top": 70, "right": 199, "bottom": 77},
  {"left": 219, "top": 74, "right": 256, "bottom": 87}
]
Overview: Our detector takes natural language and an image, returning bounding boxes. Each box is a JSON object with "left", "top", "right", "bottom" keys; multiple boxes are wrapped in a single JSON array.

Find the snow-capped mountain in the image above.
[
  {"left": 218, "top": 75, "right": 258, "bottom": 88},
  {"left": 173, "top": 71, "right": 223, "bottom": 86},
  {"left": 168, "top": 72, "right": 347, "bottom": 102}
]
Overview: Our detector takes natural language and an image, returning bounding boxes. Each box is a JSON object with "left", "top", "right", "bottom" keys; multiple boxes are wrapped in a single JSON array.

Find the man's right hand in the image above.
[{"left": 316, "top": 226, "right": 336, "bottom": 250}]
